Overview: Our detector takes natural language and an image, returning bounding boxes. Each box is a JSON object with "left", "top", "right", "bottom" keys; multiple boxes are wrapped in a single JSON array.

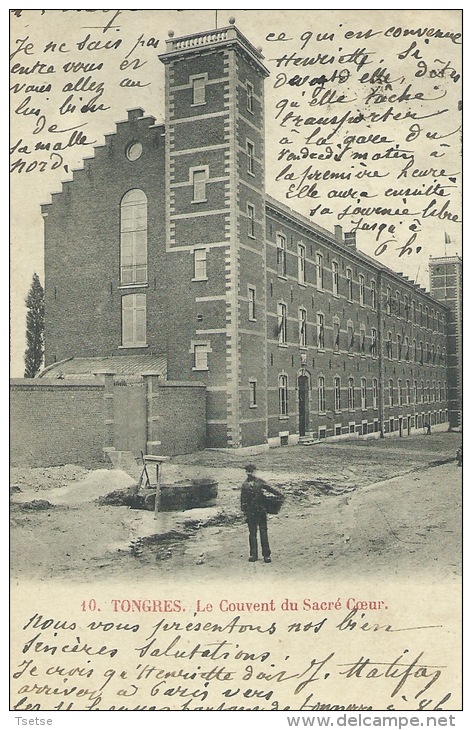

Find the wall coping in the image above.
[
  {"left": 10, "top": 378, "right": 104, "bottom": 389},
  {"left": 159, "top": 380, "right": 206, "bottom": 389}
]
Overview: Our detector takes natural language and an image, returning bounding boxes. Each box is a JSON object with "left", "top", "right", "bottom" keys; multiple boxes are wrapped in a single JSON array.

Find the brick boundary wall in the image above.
[
  {"left": 10, "top": 377, "right": 207, "bottom": 467},
  {"left": 10, "top": 379, "right": 105, "bottom": 468}
]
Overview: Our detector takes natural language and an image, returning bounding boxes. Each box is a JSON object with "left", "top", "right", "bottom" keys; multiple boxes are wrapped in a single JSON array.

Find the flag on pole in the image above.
[{"left": 445, "top": 232, "right": 452, "bottom": 245}]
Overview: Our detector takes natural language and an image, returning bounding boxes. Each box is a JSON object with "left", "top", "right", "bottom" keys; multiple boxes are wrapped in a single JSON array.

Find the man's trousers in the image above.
[{"left": 246, "top": 512, "right": 270, "bottom": 559}]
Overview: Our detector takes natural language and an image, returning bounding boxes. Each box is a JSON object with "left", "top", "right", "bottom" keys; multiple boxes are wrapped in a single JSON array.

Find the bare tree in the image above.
[{"left": 24, "top": 273, "right": 44, "bottom": 378}]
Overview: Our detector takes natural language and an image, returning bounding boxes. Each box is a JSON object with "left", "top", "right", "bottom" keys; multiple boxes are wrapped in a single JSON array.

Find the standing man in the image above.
[{"left": 240, "top": 464, "right": 279, "bottom": 563}]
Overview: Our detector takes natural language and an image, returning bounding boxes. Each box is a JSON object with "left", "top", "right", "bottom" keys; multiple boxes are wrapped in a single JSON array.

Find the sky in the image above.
[{"left": 9, "top": 8, "right": 462, "bottom": 376}]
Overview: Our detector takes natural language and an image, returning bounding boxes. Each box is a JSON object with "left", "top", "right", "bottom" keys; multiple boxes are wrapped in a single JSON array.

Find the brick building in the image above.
[{"left": 41, "top": 23, "right": 453, "bottom": 450}]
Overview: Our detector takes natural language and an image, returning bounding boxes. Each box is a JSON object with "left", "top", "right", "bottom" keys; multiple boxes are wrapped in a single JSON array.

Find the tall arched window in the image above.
[
  {"left": 120, "top": 189, "right": 148, "bottom": 284},
  {"left": 372, "top": 378, "right": 378, "bottom": 409},
  {"left": 318, "top": 376, "right": 326, "bottom": 413},
  {"left": 348, "top": 377, "right": 355, "bottom": 410},
  {"left": 361, "top": 377, "right": 367, "bottom": 410},
  {"left": 334, "top": 376, "right": 341, "bottom": 412}
]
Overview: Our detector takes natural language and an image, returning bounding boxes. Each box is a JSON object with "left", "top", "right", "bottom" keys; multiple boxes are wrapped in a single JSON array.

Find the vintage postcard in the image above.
[{"left": 10, "top": 7, "right": 463, "bottom": 718}]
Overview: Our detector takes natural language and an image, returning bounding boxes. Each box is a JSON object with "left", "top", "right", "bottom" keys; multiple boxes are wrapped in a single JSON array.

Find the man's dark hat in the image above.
[{"left": 245, "top": 464, "right": 257, "bottom": 473}]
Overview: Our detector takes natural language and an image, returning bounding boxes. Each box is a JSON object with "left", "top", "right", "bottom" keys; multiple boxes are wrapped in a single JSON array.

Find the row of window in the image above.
[
  {"left": 274, "top": 304, "right": 446, "bottom": 364},
  {"left": 120, "top": 288, "right": 448, "bottom": 364},
  {"left": 385, "top": 332, "right": 446, "bottom": 365},
  {"left": 276, "top": 305, "right": 378, "bottom": 353},
  {"left": 276, "top": 375, "right": 448, "bottom": 418},
  {"left": 277, "top": 235, "right": 378, "bottom": 307},
  {"left": 276, "top": 234, "right": 444, "bottom": 329},
  {"left": 118, "top": 195, "right": 444, "bottom": 347}
]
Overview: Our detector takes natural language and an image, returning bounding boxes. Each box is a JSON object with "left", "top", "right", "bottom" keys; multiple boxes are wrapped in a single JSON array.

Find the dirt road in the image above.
[{"left": 10, "top": 432, "right": 462, "bottom": 584}]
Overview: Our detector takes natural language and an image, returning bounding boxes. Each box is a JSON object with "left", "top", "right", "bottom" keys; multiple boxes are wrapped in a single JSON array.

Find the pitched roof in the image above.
[{"left": 38, "top": 354, "right": 167, "bottom": 379}]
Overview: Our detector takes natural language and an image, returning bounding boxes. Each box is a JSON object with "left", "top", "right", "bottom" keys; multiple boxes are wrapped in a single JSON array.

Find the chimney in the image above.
[
  {"left": 127, "top": 108, "right": 145, "bottom": 121},
  {"left": 344, "top": 231, "right": 357, "bottom": 249},
  {"left": 334, "top": 225, "right": 343, "bottom": 242}
]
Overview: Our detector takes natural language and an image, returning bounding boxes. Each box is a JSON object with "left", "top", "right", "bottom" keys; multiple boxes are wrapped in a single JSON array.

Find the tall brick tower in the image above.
[
  {"left": 429, "top": 254, "right": 463, "bottom": 428},
  {"left": 159, "top": 22, "right": 270, "bottom": 448}
]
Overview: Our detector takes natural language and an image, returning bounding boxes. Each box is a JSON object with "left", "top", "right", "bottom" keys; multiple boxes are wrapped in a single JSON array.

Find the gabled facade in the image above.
[{"left": 42, "top": 23, "right": 452, "bottom": 451}]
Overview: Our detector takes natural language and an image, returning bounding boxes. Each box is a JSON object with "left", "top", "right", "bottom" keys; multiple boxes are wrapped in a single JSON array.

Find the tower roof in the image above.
[{"left": 159, "top": 24, "right": 269, "bottom": 77}]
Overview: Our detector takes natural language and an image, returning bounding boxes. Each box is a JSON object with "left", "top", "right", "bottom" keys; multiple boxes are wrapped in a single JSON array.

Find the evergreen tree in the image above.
[{"left": 24, "top": 273, "right": 45, "bottom": 378}]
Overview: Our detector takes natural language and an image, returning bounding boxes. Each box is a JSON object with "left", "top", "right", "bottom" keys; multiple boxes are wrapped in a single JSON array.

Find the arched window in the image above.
[
  {"left": 334, "top": 376, "right": 341, "bottom": 412},
  {"left": 348, "top": 377, "right": 355, "bottom": 410},
  {"left": 372, "top": 378, "right": 378, "bottom": 409},
  {"left": 120, "top": 189, "right": 148, "bottom": 285},
  {"left": 318, "top": 376, "right": 326, "bottom": 413},
  {"left": 361, "top": 377, "right": 367, "bottom": 410}
]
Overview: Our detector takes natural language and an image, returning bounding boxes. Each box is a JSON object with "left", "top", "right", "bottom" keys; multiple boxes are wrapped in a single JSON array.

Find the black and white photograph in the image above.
[{"left": 9, "top": 7, "right": 463, "bottom": 716}]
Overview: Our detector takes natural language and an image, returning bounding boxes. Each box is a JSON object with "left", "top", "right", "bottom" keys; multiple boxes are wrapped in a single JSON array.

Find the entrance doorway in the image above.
[{"left": 298, "top": 375, "right": 310, "bottom": 437}]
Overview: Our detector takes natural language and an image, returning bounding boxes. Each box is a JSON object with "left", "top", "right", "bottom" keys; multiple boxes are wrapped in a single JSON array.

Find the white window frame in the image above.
[
  {"left": 371, "top": 279, "right": 377, "bottom": 310},
  {"left": 371, "top": 327, "right": 377, "bottom": 357},
  {"left": 348, "top": 377, "right": 355, "bottom": 411},
  {"left": 316, "top": 252, "right": 324, "bottom": 290},
  {"left": 277, "top": 233, "right": 287, "bottom": 277},
  {"left": 317, "top": 312, "right": 325, "bottom": 350},
  {"left": 246, "top": 81, "right": 254, "bottom": 113},
  {"left": 346, "top": 267, "right": 353, "bottom": 301},
  {"left": 347, "top": 320, "right": 355, "bottom": 354},
  {"left": 248, "top": 286, "right": 256, "bottom": 321},
  {"left": 246, "top": 139, "right": 255, "bottom": 175},
  {"left": 395, "top": 291, "right": 401, "bottom": 317},
  {"left": 298, "top": 307, "right": 307, "bottom": 348},
  {"left": 278, "top": 374, "right": 289, "bottom": 417},
  {"left": 334, "top": 376, "right": 341, "bottom": 413},
  {"left": 359, "top": 274, "right": 365, "bottom": 306},
  {"left": 120, "top": 189, "right": 148, "bottom": 286},
  {"left": 121, "top": 293, "right": 147, "bottom": 347},
  {"left": 277, "top": 302, "right": 288, "bottom": 345},
  {"left": 249, "top": 379, "right": 257, "bottom": 408},
  {"left": 318, "top": 376, "right": 326, "bottom": 414},
  {"left": 192, "top": 342, "right": 211, "bottom": 371},
  {"left": 191, "top": 74, "right": 207, "bottom": 106},
  {"left": 247, "top": 203, "right": 256, "bottom": 238},
  {"left": 372, "top": 378, "right": 378, "bottom": 409},
  {"left": 297, "top": 243, "right": 306, "bottom": 285},
  {"left": 191, "top": 166, "right": 208, "bottom": 203},
  {"left": 333, "top": 318, "right": 340, "bottom": 353},
  {"left": 404, "top": 295, "right": 410, "bottom": 321},
  {"left": 332, "top": 260, "right": 339, "bottom": 297},
  {"left": 361, "top": 377, "right": 367, "bottom": 411},
  {"left": 193, "top": 248, "right": 207, "bottom": 281}
]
